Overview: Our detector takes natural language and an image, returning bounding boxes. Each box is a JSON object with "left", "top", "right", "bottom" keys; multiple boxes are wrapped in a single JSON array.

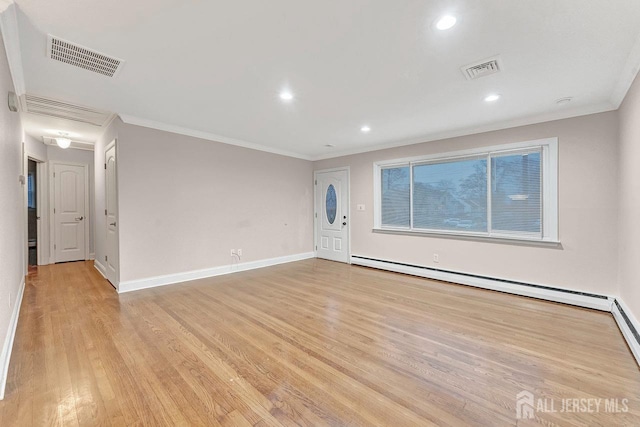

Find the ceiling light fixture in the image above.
[
  {"left": 484, "top": 93, "right": 501, "bottom": 102},
  {"left": 436, "top": 15, "right": 457, "bottom": 30},
  {"left": 279, "top": 90, "right": 294, "bottom": 101},
  {"left": 361, "top": 125, "right": 371, "bottom": 133},
  {"left": 56, "top": 132, "right": 71, "bottom": 149}
]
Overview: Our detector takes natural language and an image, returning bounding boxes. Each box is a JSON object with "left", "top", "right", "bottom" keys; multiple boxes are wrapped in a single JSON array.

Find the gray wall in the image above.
[
  {"left": 0, "top": 30, "right": 25, "bottom": 393},
  {"left": 618, "top": 72, "right": 640, "bottom": 323},
  {"left": 314, "top": 112, "right": 620, "bottom": 296},
  {"left": 95, "top": 121, "right": 314, "bottom": 283}
]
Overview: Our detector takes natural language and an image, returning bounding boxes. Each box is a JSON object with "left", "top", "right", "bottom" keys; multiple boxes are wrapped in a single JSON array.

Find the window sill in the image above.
[{"left": 372, "top": 227, "right": 562, "bottom": 248}]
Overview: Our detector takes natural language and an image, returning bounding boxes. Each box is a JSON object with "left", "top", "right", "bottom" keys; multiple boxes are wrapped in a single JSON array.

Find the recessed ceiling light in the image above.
[
  {"left": 556, "top": 97, "right": 572, "bottom": 106},
  {"left": 484, "top": 94, "right": 501, "bottom": 102},
  {"left": 361, "top": 125, "right": 371, "bottom": 133},
  {"left": 436, "top": 15, "right": 457, "bottom": 30},
  {"left": 279, "top": 91, "right": 294, "bottom": 101}
]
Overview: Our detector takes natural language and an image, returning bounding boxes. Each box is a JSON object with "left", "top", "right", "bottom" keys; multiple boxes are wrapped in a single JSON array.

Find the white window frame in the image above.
[{"left": 373, "top": 137, "right": 559, "bottom": 244}]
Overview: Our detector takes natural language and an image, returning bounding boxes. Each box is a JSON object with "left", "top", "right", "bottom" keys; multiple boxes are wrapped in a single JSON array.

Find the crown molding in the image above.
[
  {"left": 310, "top": 101, "right": 615, "bottom": 161},
  {"left": 0, "top": 1, "right": 13, "bottom": 14},
  {"left": 0, "top": 2, "right": 25, "bottom": 96},
  {"left": 118, "top": 114, "right": 312, "bottom": 161},
  {"left": 611, "top": 30, "right": 640, "bottom": 108}
]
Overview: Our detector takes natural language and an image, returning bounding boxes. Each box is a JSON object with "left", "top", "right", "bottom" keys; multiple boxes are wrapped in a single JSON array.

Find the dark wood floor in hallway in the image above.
[{"left": 0, "top": 259, "right": 639, "bottom": 426}]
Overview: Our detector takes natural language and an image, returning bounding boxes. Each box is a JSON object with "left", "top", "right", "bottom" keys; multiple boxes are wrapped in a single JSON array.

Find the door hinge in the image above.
[
  {"left": 105, "top": 209, "right": 107, "bottom": 216},
  {"left": 105, "top": 255, "right": 108, "bottom": 261},
  {"left": 53, "top": 172, "right": 55, "bottom": 178},
  {"left": 104, "top": 163, "right": 107, "bottom": 170},
  {"left": 315, "top": 213, "right": 317, "bottom": 218},
  {"left": 314, "top": 180, "right": 317, "bottom": 185},
  {"left": 53, "top": 208, "right": 56, "bottom": 214},
  {"left": 315, "top": 245, "right": 317, "bottom": 251},
  {"left": 54, "top": 244, "right": 56, "bottom": 250}
]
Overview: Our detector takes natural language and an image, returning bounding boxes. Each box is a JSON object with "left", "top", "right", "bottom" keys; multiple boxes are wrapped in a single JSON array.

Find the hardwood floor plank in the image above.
[{"left": 0, "top": 259, "right": 638, "bottom": 426}]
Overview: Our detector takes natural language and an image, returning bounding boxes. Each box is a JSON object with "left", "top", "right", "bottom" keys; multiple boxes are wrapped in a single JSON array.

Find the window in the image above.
[{"left": 374, "top": 138, "right": 558, "bottom": 242}]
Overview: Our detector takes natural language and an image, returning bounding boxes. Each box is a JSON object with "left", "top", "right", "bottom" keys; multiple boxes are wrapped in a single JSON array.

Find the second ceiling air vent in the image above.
[
  {"left": 23, "top": 94, "right": 114, "bottom": 126},
  {"left": 461, "top": 56, "right": 502, "bottom": 80},
  {"left": 47, "top": 35, "right": 125, "bottom": 77}
]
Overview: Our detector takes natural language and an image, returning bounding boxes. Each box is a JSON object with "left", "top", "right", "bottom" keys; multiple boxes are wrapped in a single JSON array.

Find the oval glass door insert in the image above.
[{"left": 325, "top": 184, "right": 337, "bottom": 224}]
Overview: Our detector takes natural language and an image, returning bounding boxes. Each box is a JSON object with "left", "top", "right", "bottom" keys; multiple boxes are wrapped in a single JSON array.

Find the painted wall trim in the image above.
[
  {"left": 94, "top": 259, "right": 107, "bottom": 279},
  {"left": 118, "top": 114, "right": 312, "bottom": 161},
  {"left": 311, "top": 103, "right": 614, "bottom": 161},
  {"left": 0, "top": 3, "right": 25, "bottom": 96},
  {"left": 612, "top": 299, "right": 640, "bottom": 367},
  {"left": 351, "top": 255, "right": 613, "bottom": 312},
  {"left": 611, "top": 30, "right": 640, "bottom": 107},
  {"left": 118, "top": 252, "right": 315, "bottom": 294},
  {"left": 0, "top": 276, "right": 25, "bottom": 400}
]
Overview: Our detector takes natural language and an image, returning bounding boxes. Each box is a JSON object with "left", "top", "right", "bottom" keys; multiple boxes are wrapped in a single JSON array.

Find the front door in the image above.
[
  {"left": 53, "top": 164, "right": 86, "bottom": 263},
  {"left": 315, "top": 169, "right": 349, "bottom": 263}
]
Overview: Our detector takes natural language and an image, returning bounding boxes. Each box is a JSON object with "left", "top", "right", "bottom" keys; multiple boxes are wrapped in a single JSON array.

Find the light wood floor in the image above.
[{"left": 1, "top": 260, "right": 639, "bottom": 426}]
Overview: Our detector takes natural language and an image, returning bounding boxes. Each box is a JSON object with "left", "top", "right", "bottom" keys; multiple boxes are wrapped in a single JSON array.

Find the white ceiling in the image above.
[{"left": 10, "top": 0, "right": 640, "bottom": 159}]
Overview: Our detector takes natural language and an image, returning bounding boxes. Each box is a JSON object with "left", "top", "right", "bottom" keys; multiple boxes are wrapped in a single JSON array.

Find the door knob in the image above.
[
  {"left": 75, "top": 216, "right": 84, "bottom": 221},
  {"left": 110, "top": 222, "right": 117, "bottom": 226}
]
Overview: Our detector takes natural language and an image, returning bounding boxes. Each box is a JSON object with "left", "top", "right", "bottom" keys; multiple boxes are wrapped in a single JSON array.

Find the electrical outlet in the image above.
[
  {"left": 237, "top": 249, "right": 242, "bottom": 256},
  {"left": 433, "top": 254, "right": 439, "bottom": 263},
  {"left": 230, "top": 249, "right": 236, "bottom": 256}
]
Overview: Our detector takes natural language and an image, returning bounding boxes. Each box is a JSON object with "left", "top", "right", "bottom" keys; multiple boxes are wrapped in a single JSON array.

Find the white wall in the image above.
[
  {"left": 113, "top": 122, "right": 314, "bottom": 282},
  {"left": 314, "top": 112, "right": 620, "bottom": 296},
  {"left": 618, "top": 72, "right": 640, "bottom": 322},
  {"left": 24, "top": 133, "right": 46, "bottom": 160},
  {"left": 0, "top": 29, "right": 24, "bottom": 396}
]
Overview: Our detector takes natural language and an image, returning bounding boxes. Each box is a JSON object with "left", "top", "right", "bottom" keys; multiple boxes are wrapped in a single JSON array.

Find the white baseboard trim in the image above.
[
  {"left": 0, "top": 276, "right": 25, "bottom": 400},
  {"left": 351, "top": 256, "right": 613, "bottom": 312},
  {"left": 612, "top": 299, "right": 640, "bottom": 367},
  {"left": 94, "top": 259, "right": 107, "bottom": 279},
  {"left": 118, "top": 252, "right": 315, "bottom": 294},
  {"left": 88, "top": 252, "right": 95, "bottom": 260}
]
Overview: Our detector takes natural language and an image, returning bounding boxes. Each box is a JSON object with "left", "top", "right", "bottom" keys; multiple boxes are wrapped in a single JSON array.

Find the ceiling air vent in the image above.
[
  {"left": 23, "top": 94, "right": 113, "bottom": 126},
  {"left": 461, "top": 56, "right": 502, "bottom": 80},
  {"left": 47, "top": 35, "right": 124, "bottom": 77}
]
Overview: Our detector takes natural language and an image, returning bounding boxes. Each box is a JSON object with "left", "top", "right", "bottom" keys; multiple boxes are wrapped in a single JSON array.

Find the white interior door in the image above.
[
  {"left": 53, "top": 164, "right": 86, "bottom": 263},
  {"left": 105, "top": 143, "right": 119, "bottom": 285},
  {"left": 315, "top": 169, "right": 349, "bottom": 263}
]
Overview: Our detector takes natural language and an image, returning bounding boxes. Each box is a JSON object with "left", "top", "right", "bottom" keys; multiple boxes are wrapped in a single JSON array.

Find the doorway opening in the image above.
[{"left": 27, "top": 159, "right": 38, "bottom": 266}]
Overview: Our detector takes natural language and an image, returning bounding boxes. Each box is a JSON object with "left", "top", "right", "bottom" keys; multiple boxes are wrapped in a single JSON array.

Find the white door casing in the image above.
[
  {"left": 105, "top": 142, "right": 119, "bottom": 286},
  {"left": 53, "top": 163, "right": 87, "bottom": 263},
  {"left": 315, "top": 168, "right": 350, "bottom": 263},
  {"left": 36, "top": 161, "right": 46, "bottom": 265}
]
